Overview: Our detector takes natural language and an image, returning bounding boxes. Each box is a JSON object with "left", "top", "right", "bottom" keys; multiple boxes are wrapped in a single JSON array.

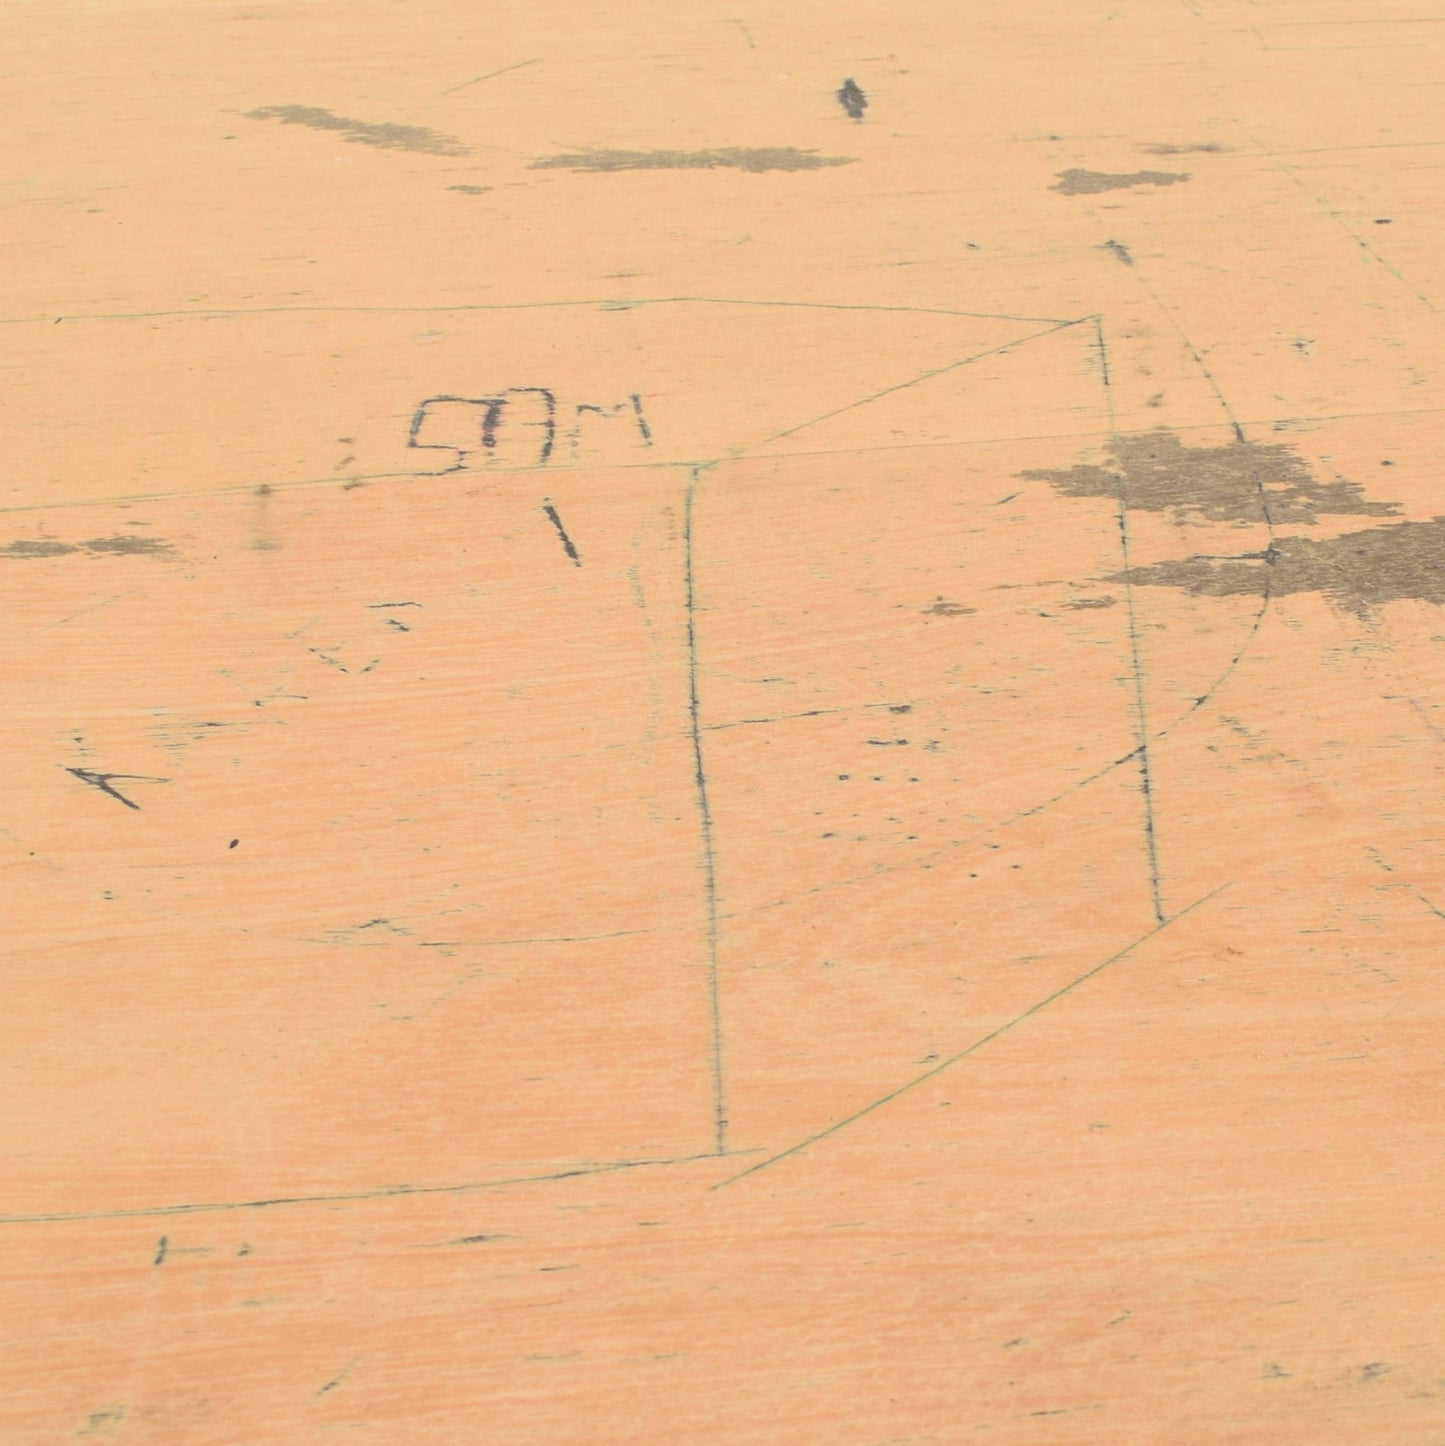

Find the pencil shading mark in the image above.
[
  {"left": 152, "top": 1235, "right": 168, "bottom": 1266},
  {"left": 541, "top": 501, "right": 581, "bottom": 565},
  {"left": 684, "top": 466, "right": 728, "bottom": 1155},
  {"left": 713, "top": 885, "right": 1229, "bottom": 1186},
  {"left": 729, "top": 18, "right": 757, "bottom": 47},
  {"left": 245, "top": 106, "right": 471, "bottom": 156},
  {"left": 447, "top": 184, "right": 492, "bottom": 195},
  {"left": 1053, "top": 168, "right": 1190, "bottom": 194},
  {"left": 1101, "top": 239, "right": 1134, "bottom": 266},
  {"left": 64, "top": 768, "right": 169, "bottom": 811},
  {"left": 530, "top": 148, "right": 855, "bottom": 173},
  {"left": 837, "top": 78, "right": 868, "bottom": 120}
]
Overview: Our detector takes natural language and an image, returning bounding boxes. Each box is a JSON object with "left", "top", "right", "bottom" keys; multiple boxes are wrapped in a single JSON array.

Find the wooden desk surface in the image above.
[{"left": 4, "top": 1, "right": 1444, "bottom": 1439}]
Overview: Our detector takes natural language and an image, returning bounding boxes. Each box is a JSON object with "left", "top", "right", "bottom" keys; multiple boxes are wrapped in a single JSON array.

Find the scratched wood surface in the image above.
[{"left": 6, "top": 0, "right": 1445, "bottom": 1440}]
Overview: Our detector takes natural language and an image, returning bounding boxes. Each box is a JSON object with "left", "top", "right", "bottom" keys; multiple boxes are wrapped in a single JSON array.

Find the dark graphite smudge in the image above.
[
  {"left": 529, "top": 147, "right": 854, "bottom": 173},
  {"left": 246, "top": 105, "right": 471, "bottom": 157},
  {"left": 1052, "top": 168, "right": 1190, "bottom": 194},
  {"left": 1113, "top": 518, "right": 1445, "bottom": 616},
  {"left": 837, "top": 79, "right": 867, "bottom": 121},
  {"left": 1021, "top": 433, "right": 1399, "bottom": 526}
]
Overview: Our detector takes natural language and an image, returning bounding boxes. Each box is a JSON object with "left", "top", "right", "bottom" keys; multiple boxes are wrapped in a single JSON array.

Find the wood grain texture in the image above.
[{"left": 5, "top": 0, "right": 1445, "bottom": 1439}]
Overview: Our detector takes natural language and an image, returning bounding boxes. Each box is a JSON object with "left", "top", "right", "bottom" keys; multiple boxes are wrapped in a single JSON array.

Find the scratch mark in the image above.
[
  {"left": 541, "top": 500, "right": 582, "bottom": 565},
  {"left": 713, "top": 885, "right": 1229, "bottom": 1186},
  {"left": 64, "top": 767, "right": 169, "bottom": 811},
  {"left": 152, "top": 1235, "right": 168, "bottom": 1266}
]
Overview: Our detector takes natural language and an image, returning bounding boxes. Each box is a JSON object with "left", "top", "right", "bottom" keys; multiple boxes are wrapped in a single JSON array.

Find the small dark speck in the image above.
[
  {"left": 448, "top": 184, "right": 493, "bottom": 194},
  {"left": 1381, "top": 460, "right": 1394, "bottom": 466},
  {"left": 837, "top": 774, "right": 850, "bottom": 780},
  {"left": 228, "top": 838, "right": 239, "bottom": 849},
  {"left": 889, "top": 704, "right": 912, "bottom": 713},
  {"left": 1374, "top": 218, "right": 1391, "bottom": 224},
  {"left": 1361, "top": 1362, "right": 1391, "bottom": 1381}
]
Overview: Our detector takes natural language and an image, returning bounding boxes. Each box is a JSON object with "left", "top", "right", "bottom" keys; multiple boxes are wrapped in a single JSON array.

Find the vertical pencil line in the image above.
[
  {"left": 1094, "top": 318, "right": 1165, "bottom": 924},
  {"left": 683, "top": 465, "right": 728, "bottom": 1153}
]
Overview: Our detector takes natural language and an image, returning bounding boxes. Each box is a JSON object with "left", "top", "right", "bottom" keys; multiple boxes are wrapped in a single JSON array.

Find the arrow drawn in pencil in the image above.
[{"left": 63, "top": 767, "right": 170, "bottom": 810}]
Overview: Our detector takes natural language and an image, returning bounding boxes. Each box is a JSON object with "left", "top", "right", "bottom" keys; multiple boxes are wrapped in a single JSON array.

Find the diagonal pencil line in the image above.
[
  {"left": 683, "top": 464, "right": 728, "bottom": 1154},
  {"left": 1233, "top": 125, "right": 1437, "bottom": 313},
  {"left": 729, "top": 318, "right": 1093, "bottom": 456},
  {"left": 438, "top": 57, "right": 541, "bottom": 96},
  {"left": 712, "top": 884, "right": 1230, "bottom": 1188},
  {"left": 1094, "top": 317, "right": 1165, "bottom": 924}
]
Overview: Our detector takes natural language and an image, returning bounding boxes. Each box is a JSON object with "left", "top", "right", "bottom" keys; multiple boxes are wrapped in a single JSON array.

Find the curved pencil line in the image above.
[
  {"left": 713, "top": 885, "right": 1229, "bottom": 1187},
  {"left": 0, "top": 1150, "right": 760, "bottom": 1226}
]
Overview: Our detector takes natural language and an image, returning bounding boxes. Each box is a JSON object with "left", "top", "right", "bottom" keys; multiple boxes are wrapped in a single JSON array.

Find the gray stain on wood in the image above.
[
  {"left": 245, "top": 105, "right": 471, "bottom": 156},
  {"left": 1115, "top": 519, "right": 1445, "bottom": 616},
  {"left": 1022, "top": 433, "right": 1398, "bottom": 526},
  {"left": 1052, "top": 167, "right": 1191, "bottom": 194},
  {"left": 529, "top": 147, "right": 855, "bottom": 173},
  {"left": 0, "top": 536, "right": 170, "bottom": 558}
]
